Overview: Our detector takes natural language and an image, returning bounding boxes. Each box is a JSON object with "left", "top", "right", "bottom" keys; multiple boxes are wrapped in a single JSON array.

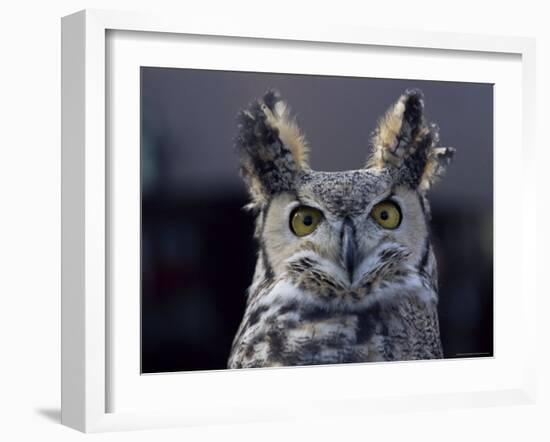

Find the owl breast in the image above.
[{"left": 228, "top": 278, "right": 443, "bottom": 369}]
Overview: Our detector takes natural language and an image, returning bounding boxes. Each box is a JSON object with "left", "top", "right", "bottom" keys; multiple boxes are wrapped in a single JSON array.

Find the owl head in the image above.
[{"left": 236, "top": 89, "right": 454, "bottom": 309}]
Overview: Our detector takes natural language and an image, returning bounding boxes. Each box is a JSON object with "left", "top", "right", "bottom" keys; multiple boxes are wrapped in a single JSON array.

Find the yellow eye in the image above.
[
  {"left": 290, "top": 206, "right": 323, "bottom": 237},
  {"left": 371, "top": 200, "right": 402, "bottom": 229}
]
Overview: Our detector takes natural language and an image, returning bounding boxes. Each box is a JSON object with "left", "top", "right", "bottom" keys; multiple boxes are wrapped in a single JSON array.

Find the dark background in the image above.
[{"left": 141, "top": 67, "right": 493, "bottom": 373}]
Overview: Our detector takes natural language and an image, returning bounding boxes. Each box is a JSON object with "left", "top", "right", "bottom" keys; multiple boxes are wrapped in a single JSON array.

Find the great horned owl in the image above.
[{"left": 228, "top": 89, "right": 454, "bottom": 369}]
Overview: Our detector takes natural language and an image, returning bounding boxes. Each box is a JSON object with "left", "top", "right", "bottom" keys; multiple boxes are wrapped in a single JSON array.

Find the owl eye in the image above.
[
  {"left": 371, "top": 200, "right": 402, "bottom": 229},
  {"left": 290, "top": 206, "right": 323, "bottom": 237}
]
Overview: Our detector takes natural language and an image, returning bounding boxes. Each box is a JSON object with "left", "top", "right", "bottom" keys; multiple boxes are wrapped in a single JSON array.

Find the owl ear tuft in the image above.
[
  {"left": 236, "top": 90, "right": 309, "bottom": 209},
  {"left": 367, "top": 89, "right": 455, "bottom": 191}
]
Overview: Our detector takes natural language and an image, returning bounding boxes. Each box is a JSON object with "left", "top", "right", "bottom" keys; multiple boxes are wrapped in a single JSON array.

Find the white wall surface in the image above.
[{"left": 0, "top": 1, "right": 548, "bottom": 440}]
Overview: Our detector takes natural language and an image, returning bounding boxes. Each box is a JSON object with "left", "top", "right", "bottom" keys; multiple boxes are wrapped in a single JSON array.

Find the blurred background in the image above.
[{"left": 141, "top": 67, "right": 493, "bottom": 373}]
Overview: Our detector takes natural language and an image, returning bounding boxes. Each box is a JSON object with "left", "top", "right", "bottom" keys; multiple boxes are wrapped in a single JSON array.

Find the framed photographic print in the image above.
[{"left": 61, "top": 9, "right": 537, "bottom": 432}]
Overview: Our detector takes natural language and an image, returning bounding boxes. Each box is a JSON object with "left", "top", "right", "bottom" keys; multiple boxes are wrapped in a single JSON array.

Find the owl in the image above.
[{"left": 228, "top": 89, "right": 455, "bottom": 369}]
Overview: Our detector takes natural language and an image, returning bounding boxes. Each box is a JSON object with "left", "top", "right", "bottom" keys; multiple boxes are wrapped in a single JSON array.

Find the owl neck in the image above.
[{"left": 249, "top": 249, "right": 273, "bottom": 297}]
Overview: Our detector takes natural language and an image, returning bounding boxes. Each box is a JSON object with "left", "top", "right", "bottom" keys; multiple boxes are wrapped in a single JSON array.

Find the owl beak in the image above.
[{"left": 341, "top": 217, "right": 357, "bottom": 283}]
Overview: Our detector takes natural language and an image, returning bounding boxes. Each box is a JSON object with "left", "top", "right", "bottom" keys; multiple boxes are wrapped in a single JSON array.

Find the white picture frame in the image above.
[{"left": 61, "top": 9, "right": 537, "bottom": 433}]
